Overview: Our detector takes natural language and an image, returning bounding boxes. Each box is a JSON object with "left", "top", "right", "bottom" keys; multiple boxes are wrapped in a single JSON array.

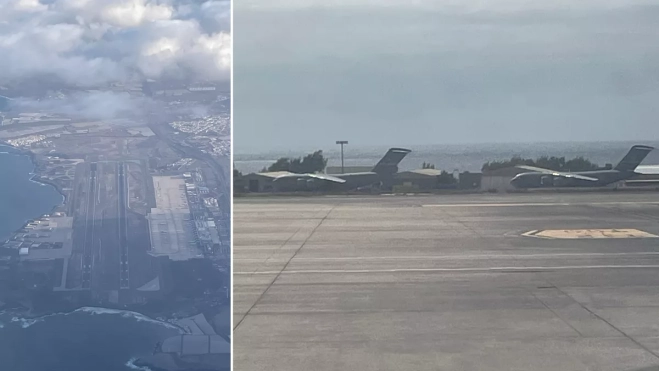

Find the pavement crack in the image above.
[
  {"left": 234, "top": 205, "right": 336, "bottom": 331},
  {"left": 552, "top": 284, "right": 659, "bottom": 360},
  {"left": 532, "top": 292, "right": 584, "bottom": 337}
]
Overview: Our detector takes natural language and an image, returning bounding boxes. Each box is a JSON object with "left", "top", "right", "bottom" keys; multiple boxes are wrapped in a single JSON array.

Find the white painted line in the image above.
[
  {"left": 422, "top": 201, "right": 659, "bottom": 208},
  {"left": 521, "top": 230, "right": 538, "bottom": 237},
  {"left": 235, "top": 264, "right": 659, "bottom": 275},
  {"left": 233, "top": 251, "right": 659, "bottom": 262}
]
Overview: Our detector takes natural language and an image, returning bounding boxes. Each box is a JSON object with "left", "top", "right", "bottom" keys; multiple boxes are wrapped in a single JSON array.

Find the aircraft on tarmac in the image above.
[
  {"left": 510, "top": 144, "right": 655, "bottom": 188},
  {"left": 272, "top": 147, "right": 412, "bottom": 191}
]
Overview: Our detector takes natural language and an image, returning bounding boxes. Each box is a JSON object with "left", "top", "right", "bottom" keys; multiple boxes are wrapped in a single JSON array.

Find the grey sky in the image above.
[{"left": 234, "top": 0, "right": 659, "bottom": 153}]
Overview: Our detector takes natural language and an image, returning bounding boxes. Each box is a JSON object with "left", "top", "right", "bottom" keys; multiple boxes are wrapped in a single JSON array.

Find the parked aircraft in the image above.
[
  {"left": 272, "top": 148, "right": 412, "bottom": 191},
  {"left": 510, "top": 145, "right": 655, "bottom": 188}
]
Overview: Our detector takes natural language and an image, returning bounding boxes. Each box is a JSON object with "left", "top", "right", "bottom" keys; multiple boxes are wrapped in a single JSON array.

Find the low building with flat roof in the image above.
[
  {"left": 147, "top": 176, "right": 201, "bottom": 261},
  {"left": 481, "top": 167, "right": 527, "bottom": 192},
  {"left": 242, "top": 171, "right": 293, "bottom": 192}
]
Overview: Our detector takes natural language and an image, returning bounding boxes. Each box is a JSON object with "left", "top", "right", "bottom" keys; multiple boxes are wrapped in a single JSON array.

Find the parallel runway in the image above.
[{"left": 234, "top": 192, "right": 659, "bottom": 371}]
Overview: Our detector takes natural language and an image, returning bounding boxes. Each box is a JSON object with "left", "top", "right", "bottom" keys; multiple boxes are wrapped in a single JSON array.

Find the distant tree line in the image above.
[
  {"left": 261, "top": 150, "right": 328, "bottom": 174},
  {"left": 482, "top": 155, "right": 610, "bottom": 172}
]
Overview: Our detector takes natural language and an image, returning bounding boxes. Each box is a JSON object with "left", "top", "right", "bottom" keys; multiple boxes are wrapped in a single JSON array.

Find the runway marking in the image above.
[
  {"left": 422, "top": 201, "right": 659, "bottom": 208},
  {"left": 234, "top": 251, "right": 659, "bottom": 262},
  {"left": 522, "top": 229, "right": 659, "bottom": 239},
  {"left": 235, "top": 264, "right": 659, "bottom": 275}
]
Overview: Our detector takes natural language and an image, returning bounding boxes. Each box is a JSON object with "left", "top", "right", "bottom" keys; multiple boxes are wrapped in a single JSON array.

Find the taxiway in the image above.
[{"left": 234, "top": 192, "right": 659, "bottom": 371}]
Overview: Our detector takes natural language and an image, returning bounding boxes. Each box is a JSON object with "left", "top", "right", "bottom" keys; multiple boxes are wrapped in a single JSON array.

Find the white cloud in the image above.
[
  {"left": 0, "top": 0, "right": 231, "bottom": 87},
  {"left": 100, "top": 0, "right": 174, "bottom": 27}
]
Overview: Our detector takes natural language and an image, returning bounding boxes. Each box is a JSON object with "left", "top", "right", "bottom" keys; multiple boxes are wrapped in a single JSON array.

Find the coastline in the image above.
[
  {"left": 0, "top": 142, "right": 68, "bottom": 216},
  {"left": 0, "top": 142, "right": 72, "bottom": 315}
]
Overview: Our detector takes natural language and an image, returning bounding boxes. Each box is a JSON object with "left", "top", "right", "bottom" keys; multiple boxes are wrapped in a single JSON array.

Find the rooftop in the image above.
[
  {"left": 147, "top": 176, "right": 200, "bottom": 261},
  {"left": 399, "top": 168, "right": 444, "bottom": 177}
]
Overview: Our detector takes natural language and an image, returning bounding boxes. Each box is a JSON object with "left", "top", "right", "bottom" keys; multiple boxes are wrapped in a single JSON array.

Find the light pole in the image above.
[{"left": 336, "top": 140, "right": 348, "bottom": 174}]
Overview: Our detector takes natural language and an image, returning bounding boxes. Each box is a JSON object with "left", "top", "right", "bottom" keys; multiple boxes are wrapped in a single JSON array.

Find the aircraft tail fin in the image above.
[
  {"left": 614, "top": 145, "right": 654, "bottom": 172},
  {"left": 372, "top": 148, "right": 411, "bottom": 175}
]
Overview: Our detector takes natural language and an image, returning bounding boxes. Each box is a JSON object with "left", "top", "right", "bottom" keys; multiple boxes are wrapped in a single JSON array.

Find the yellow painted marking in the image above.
[{"left": 524, "top": 229, "right": 658, "bottom": 239}]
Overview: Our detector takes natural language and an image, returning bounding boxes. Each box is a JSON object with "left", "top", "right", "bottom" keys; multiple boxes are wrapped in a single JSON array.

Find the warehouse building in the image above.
[
  {"left": 241, "top": 171, "right": 293, "bottom": 192},
  {"left": 147, "top": 176, "right": 201, "bottom": 261},
  {"left": 480, "top": 167, "right": 528, "bottom": 192},
  {"left": 393, "top": 169, "right": 454, "bottom": 190}
]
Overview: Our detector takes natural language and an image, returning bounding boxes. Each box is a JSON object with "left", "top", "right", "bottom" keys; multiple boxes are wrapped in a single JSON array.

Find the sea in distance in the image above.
[
  {"left": 0, "top": 146, "right": 178, "bottom": 371},
  {"left": 234, "top": 140, "right": 659, "bottom": 174}
]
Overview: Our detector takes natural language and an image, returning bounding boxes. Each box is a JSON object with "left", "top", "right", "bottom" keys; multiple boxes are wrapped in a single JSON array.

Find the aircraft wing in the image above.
[
  {"left": 273, "top": 173, "right": 347, "bottom": 184},
  {"left": 515, "top": 165, "right": 599, "bottom": 182}
]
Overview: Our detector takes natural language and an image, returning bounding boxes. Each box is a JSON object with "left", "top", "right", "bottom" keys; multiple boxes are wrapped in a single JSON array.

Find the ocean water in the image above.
[
  {"left": 0, "top": 147, "right": 178, "bottom": 370},
  {"left": 0, "top": 308, "right": 181, "bottom": 371},
  {"left": 0, "top": 146, "right": 63, "bottom": 241},
  {"left": 234, "top": 140, "right": 659, "bottom": 174}
]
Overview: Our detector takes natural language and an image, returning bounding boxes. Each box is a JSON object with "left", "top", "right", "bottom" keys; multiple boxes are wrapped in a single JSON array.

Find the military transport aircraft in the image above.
[
  {"left": 272, "top": 147, "right": 412, "bottom": 191},
  {"left": 510, "top": 145, "right": 655, "bottom": 188}
]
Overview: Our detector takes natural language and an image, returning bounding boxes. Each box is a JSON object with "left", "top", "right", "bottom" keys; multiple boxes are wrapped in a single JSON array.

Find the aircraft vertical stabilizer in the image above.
[
  {"left": 372, "top": 148, "right": 412, "bottom": 175},
  {"left": 615, "top": 145, "right": 654, "bottom": 172}
]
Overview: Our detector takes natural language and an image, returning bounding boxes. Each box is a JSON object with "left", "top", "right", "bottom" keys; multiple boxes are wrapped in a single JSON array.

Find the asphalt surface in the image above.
[
  {"left": 67, "top": 161, "right": 156, "bottom": 300},
  {"left": 69, "top": 162, "right": 121, "bottom": 291},
  {"left": 118, "top": 162, "right": 130, "bottom": 290},
  {"left": 234, "top": 192, "right": 659, "bottom": 371}
]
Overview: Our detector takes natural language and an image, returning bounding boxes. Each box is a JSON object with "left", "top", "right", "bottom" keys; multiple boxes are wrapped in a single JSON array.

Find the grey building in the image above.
[
  {"left": 481, "top": 167, "right": 527, "bottom": 192},
  {"left": 393, "top": 169, "right": 456, "bottom": 190},
  {"left": 459, "top": 172, "right": 482, "bottom": 190},
  {"left": 242, "top": 171, "right": 293, "bottom": 192}
]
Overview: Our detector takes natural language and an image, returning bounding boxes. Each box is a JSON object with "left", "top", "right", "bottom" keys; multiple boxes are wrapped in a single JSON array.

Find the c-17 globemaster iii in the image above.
[
  {"left": 272, "top": 147, "right": 412, "bottom": 191},
  {"left": 510, "top": 144, "right": 655, "bottom": 188}
]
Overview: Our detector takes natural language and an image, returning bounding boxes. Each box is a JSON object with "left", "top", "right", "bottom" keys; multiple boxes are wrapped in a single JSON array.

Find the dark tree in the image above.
[
  {"left": 482, "top": 155, "right": 599, "bottom": 172},
  {"left": 266, "top": 158, "right": 292, "bottom": 172},
  {"left": 266, "top": 150, "right": 328, "bottom": 174}
]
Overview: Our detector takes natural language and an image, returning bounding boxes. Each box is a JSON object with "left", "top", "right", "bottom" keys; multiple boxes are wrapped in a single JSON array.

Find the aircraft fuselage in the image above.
[{"left": 510, "top": 170, "right": 637, "bottom": 188}]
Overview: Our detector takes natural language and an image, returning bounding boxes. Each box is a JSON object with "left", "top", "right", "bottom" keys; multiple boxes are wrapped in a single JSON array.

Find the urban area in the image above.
[{"left": 0, "top": 79, "right": 231, "bottom": 370}]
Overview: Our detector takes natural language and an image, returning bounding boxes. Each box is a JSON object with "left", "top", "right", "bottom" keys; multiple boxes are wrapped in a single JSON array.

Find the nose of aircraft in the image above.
[{"left": 510, "top": 175, "right": 521, "bottom": 187}]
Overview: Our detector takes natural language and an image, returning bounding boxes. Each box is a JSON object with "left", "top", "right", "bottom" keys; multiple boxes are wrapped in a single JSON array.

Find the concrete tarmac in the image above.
[{"left": 234, "top": 192, "right": 659, "bottom": 371}]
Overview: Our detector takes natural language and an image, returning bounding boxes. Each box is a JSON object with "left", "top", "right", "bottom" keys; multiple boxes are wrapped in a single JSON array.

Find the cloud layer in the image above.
[{"left": 0, "top": 0, "right": 231, "bottom": 87}]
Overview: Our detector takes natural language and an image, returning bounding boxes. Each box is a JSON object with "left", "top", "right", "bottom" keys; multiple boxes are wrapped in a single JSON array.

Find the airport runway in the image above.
[
  {"left": 234, "top": 192, "right": 659, "bottom": 371},
  {"left": 118, "top": 162, "right": 130, "bottom": 290},
  {"left": 67, "top": 161, "right": 154, "bottom": 299}
]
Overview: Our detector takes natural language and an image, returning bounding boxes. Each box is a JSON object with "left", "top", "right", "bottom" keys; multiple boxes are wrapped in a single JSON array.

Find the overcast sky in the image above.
[
  {"left": 0, "top": 0, "right": 230, "bottom": 87},
  {"left": 234, "top": 0, "right": 659, "bottom": 153}
]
